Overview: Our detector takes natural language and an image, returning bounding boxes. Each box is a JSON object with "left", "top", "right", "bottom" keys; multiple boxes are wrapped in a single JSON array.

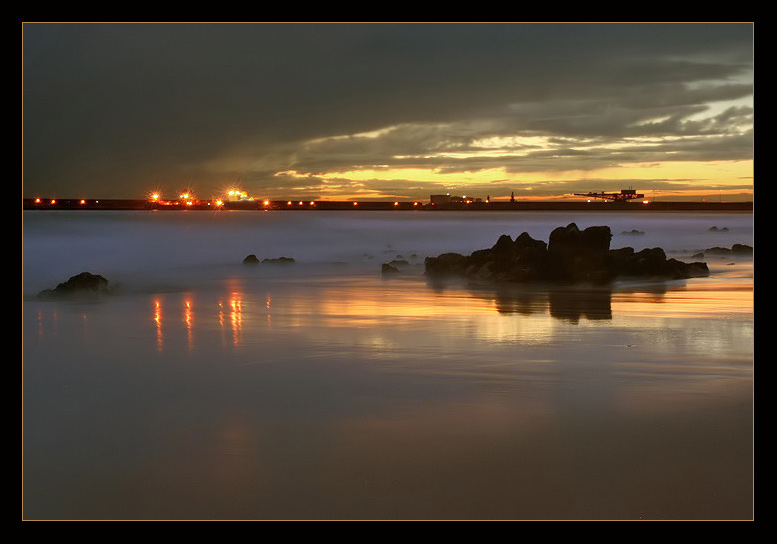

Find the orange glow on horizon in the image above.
[{"left": 268, "top": 157, "right": 751, "bottom": 203}]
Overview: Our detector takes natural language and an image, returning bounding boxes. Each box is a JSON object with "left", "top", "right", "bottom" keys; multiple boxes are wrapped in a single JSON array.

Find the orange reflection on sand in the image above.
[
  {"left": 612, "top": 282, "right": 753, "bottom": 319},
  {"left": 231, "top": 295, "right": 243, "bottom": 344},
  {"left": 34, "top": 307, "right": 60, "bottom": 340},
  {"left": 294, "top": 279, "right": 568, "bottom": 347},
  {"left": 217, "top": 288, "right": 245, "bottom": 346},
  {"left": 150, "top": 295, "right": 200, "bottom": 351},
  {"left": 314, "top": 284, "right": 496, "bottom": 328},
  {"left": 152, "top": 298, "right": 163, "bottom": 351},
  {"left": 184, "top": 298, "right": 194, "bottom": 351}
]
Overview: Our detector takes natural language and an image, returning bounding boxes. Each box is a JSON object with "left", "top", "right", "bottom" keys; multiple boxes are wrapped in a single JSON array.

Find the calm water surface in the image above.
[{"left": 23, "top": 211, "right": 753, "bottom": 519}]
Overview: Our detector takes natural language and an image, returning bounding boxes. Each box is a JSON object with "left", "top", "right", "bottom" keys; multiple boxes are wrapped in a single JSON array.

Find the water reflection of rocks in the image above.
[{"left": 427, "top": 278, "right": 671, "bottom": 324}]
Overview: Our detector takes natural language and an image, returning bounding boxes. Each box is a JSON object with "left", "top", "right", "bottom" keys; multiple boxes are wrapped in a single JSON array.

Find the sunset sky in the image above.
[{"left": 23, "top": 22, "right": 753, "bottom": 202}]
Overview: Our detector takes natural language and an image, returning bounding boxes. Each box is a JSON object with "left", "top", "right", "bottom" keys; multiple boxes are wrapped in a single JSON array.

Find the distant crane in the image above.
[{"left": 574, "top": 189, "right": 645, "bottom": 202}]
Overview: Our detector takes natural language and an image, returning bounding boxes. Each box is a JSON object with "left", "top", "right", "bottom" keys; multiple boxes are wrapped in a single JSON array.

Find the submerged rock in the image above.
[
  {"left": 37, "top": 272, "right": 112, "bottom": 299},
  {"left": 381, "top": 263, "right": 401, "bottom": 276},
  {"left": 262, "top": 256, "right": 295, "bottom": 264},
  {"left": 424, "top": 223, "right": 709, "bottom": 285},
  {"left": 732, "top": 243, "right": 754, "bottom": 255},
  {"left": 388, "top": 258, "right": 410, "bottom": 268},
  {"left": 690, "top": 244, "right": 753, "bottom": 259},
  {"left": 242, "top": 254, "right": 296, "bottom": 265}
]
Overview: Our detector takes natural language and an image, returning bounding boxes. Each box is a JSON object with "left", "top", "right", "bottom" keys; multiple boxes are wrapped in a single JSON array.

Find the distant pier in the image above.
[{"left": 23, "top": 197, "right": 753, "bottom": 212}]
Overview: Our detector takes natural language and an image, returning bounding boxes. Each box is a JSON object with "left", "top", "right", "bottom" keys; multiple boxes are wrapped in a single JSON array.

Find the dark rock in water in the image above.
[
  {"left": 732, "top": 243, "right": 753, "bottom": 255},
  {"left": 388, "top": 259, "right": 410, "bottom": 268},
  {"left": 243, "top": 255, "right": 295, "bottom": 265},
  {"left": 709, "top": 226, "right": 729, "bottom": 231},
  {"left": 621, "top": 229, "right": 645, "bottom": 235},
  {"left": 38, "top": 272, "right": 111, "bottom": 299},
  {"left": 424, "top": 223, "right": 710, "bottom": 285},
  {"left": 381, "top": 263, "right": 401, "bottom": 275},
  {"left": 609, "top": 247, "right": 708, "bottom": 280},
  {"left": 262, "top": 256, "right": 295, "bottom": 264},
  {"left": 550, "top": 223, "right": 612, "bottom": 254},
  {"left": 704, "top": 246, "right": 733, "bottom": 255},
  {"left": 546, "top": 223, "right": 612, "bottom": 283},
  {"left": 691, "top": 244, "right": 753, "bottom": 259},
  {"left": 706, "top": 244, "right": 753, "bottom": 256},
  {"left": 424, "top": 252, "right": 470, "bottom": 278}
]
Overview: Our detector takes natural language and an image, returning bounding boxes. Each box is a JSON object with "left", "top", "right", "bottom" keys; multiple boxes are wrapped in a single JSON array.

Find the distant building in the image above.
[{"left": 430, "top": 194, "right": 452, "bottom": 204}]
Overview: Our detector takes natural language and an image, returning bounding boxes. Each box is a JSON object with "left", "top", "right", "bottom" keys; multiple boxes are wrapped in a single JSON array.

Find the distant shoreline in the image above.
[{"left": 23, "top": 198, "right": 753, "bottom": 212}]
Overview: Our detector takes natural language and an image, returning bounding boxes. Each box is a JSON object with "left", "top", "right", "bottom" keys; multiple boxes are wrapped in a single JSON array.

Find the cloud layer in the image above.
[{"left": 23, "top": 23, "right": 753, "bottom": 201}]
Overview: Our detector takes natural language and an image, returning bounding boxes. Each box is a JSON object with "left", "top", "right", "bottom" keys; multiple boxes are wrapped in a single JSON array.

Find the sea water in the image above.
[{"left": 22, "top": 210, "right": 754, "bottom": 520}]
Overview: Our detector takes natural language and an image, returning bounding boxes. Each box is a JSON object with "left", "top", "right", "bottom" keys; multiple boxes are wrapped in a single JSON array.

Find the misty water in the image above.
[{"left": 23, "top": 210, "right": 753, "bottom": 520}]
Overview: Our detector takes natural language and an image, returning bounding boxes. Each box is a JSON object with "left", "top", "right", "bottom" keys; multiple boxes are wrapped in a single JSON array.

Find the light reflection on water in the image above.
[
  {"left": 24, "top": 271, "right": 754, "bottom": 520},
  {"left": 23, "top": 213, "right": 753, "bottom": 520},
  {"left": 134, "top": 272, "right": 752, "bottom": 364}
]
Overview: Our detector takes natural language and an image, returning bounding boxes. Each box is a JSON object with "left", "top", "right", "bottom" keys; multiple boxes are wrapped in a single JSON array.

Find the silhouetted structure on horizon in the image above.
[{"left": 574, "top": 189, "right": 645, "bottom": 202}]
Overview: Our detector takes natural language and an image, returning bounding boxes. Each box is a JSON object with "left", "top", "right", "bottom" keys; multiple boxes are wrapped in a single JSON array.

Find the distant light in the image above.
[
  {"left": 215, "top": 200, "right": 224, "bottom": 207},
  {"left": 353, "top": 202, "right": 358, "bottom": 206},
  {"left": 80, "top": 199, "right": 86, "bottom": 205},
  {"left": 287, "top": 201, "right": 292, "bottom": 206},
  {"left": 50, "top": 199, "right": 56, "bottom": 205},
  {"left": 34, "top": 198, "right": 41, "bottom": 203},
  {"left": 263, "top": 200, "right": 270, "bottom": 206},
  {"left": 643, "top": 200, "right": 649, "bottom": 204},
  {"left": 394, "top": 201, "right": 399, "bottom": 206},
  {"left": 150, "top": 193, "right": 160, "bottom": 201}
]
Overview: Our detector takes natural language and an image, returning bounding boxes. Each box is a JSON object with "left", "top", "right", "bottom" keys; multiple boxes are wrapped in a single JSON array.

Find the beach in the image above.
[{"left": 22, "top": 210, "right": 754, "bottom": 520}]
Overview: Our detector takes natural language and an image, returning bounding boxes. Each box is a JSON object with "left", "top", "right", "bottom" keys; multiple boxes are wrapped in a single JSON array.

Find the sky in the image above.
[{"left": 22, "top": 22, "right": 754, "bottom": 202}]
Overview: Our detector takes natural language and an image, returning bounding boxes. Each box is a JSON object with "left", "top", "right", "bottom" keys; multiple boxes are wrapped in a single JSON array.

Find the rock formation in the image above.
[
  {"left": 243, "top": 255, "right": 296, "bottom": 265},
  {"left": 425, "top": 223, "right": 710, "bottom": 285},
  {"left": 37, "top": 272, "right": 112, "bottom": 299}
]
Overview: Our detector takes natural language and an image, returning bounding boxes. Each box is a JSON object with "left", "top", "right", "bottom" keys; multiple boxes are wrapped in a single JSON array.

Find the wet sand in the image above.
[{"left": 23, "top": 264, "right": 753, "bottom": 519}]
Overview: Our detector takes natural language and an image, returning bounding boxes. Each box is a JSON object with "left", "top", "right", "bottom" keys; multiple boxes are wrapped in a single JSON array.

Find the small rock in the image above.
[
  {"left": 381, "top": 263, "right": 400, "bottom": 276},
  {"left": 262, "top": 256, "right": 295, "bottom": 264},
  {"left": 38, "top": 272, "right": 111, "bottom": 299},
  {"left": 731, "top": 244, "right": 753, "bottom": 255}
]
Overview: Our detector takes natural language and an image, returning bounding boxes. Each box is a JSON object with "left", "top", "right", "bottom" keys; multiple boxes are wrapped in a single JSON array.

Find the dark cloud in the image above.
[{"left": 23, "top": 22, "right": 753, "bottom": 199}]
